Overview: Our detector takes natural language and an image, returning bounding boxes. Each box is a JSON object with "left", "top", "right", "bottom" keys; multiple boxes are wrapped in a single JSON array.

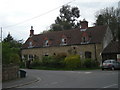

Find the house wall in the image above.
[
  {"left": 21, "top": 43, "right": 103, "bottom": 62},
  {"left": 103, "top": 27, "right": 113, "bottom": 49}
]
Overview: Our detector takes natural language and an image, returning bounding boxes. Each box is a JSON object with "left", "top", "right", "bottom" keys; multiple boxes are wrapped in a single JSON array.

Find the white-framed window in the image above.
[
  {"left": 28, "top": 41, "right": 33, "bottom": 48},
  {"left": 28, "top": 54, "right": 34, "bottom": 61},
  {"left": 45, "top": 40, "right": 49, "bottom": 47},
  {"left": 81, "top": 36, "right": 90, "bottom": 44},
  {"left": 61, "top": 38, "right": 67, "bottom": 45}
]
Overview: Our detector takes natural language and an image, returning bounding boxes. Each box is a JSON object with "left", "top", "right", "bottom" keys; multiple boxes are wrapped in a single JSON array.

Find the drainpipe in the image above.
[{"left": 94, "top": 43, "right": 97, "bottom": 61}]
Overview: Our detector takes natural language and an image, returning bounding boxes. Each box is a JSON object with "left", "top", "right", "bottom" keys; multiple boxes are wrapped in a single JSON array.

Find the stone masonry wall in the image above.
[
  {"left": 2, "top": 65, "right": 19, "bottom": 81},
  {"left": 21, "top": 44, "right": 103, "bottom": 62}
]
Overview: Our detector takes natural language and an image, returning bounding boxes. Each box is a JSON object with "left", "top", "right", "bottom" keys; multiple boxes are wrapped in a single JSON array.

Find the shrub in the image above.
[
  {"left": 42, "top": 53, "right": 67, "bottom": 67},
  {"left": 31, "top": 59, "right": 42, "bottom": 67},
  {"left": 9, "top": 53, "right": 20, "bottom": 64},
  {"left": 64, "top": 55, "right": 81, "bottom": 69},
  {"left": 42, "top": 56, "right": 54, "bottom": 65},
  {"left": 83, "top": 58, "right": 98, "bottom": 68},
  {"left": 53, "top": 52, "right": 67, "bottom": 66},
  {"left": 20, "top": 61, "right": 26, "bottom": 68}
]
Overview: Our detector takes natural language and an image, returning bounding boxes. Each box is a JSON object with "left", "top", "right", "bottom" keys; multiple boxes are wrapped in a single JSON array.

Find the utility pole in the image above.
[
  {"left": 0, "top": 27, "right": 2, "bottom": 90},
  {"left": 0, "top": 27, "right": 2, "bottom": 64},
  {"left": 1, "top": 27, "right": 2, "bottom": 42},
  {"left": 0, "top": 27, "right": 2, "bottom": 65}
]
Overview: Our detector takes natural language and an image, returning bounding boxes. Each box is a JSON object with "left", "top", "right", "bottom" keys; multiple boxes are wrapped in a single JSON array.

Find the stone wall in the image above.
[
  {"left": 21, "top": 43, "right": 103, "bottom": 62},
  {"left": 2, "top": 65, "right": 19, "bottom": 81}
]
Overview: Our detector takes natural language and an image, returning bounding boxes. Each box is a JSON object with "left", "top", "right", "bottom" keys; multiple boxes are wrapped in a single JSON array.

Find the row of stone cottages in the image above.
[{"left": 21, "top": 20, "right": 120, "bottom": 64}]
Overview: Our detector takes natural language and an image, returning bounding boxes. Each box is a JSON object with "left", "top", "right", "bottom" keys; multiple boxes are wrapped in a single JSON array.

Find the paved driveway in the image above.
[{"left": 18, "top": 69, "right": 119, "bottom": 88}]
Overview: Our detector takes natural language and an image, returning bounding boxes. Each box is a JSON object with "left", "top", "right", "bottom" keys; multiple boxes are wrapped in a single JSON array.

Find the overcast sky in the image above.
[{"left": 0, "top": 0, "right": 120, "bottom": 41}]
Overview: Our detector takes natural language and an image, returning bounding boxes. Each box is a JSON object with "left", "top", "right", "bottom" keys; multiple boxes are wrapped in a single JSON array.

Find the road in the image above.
[{"left": 18, "top": 69, "right": 119, "bottom": 88}]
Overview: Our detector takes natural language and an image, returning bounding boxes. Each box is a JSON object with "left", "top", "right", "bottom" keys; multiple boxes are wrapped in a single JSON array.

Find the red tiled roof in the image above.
[{"left": 22, "top": 25, "right": 108, "bottom": 49}]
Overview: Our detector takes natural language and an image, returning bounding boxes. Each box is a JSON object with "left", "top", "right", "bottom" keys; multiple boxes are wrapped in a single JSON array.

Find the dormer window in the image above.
[
  {"left": 28, "top": 41, "right": 33, "bottom": 48},
  {"left": 61, "top": 38, "right": 67, "bottom": 45},
  {"left": 81, "top": 32, "right": 91, "bottom": 44},
  {"left": 82, "top": 37, "right": 87, "bottom": 43},
  {"left": 45, "top": 40, "right": 49, "bottom": 47},
  {"left": 81, "top": 36, "right": 90, "bottom": 44}
]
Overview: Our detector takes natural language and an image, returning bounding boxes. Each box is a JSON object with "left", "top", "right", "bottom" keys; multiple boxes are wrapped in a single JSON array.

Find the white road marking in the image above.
[
  {"left": 85, "top": 72, "right": 92, "bottom": 74},
  {"left": 103, "top": 84, "right": 118, "bottom": 88},
  {"left": 77, "top": 72, "right": 92, "bottom": 74}
]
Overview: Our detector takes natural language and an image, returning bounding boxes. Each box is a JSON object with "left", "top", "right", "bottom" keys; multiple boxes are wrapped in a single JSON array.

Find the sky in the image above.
[{"left": 0, "top": 0, "right": 120, "bottom": 42}]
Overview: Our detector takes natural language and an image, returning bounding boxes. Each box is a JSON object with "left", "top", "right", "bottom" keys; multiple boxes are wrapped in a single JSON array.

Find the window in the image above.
[
  {"left": 85, "top": 51, "right": 92, "bottom": 58},
  {"left": 22, "top": 55, "right": 27, "bottom": 60},
  {"left": 82, "top": 37, "right": 86, "bottom": 43},
  {"left": 61, "top": 38, "right": 67, "bottom": 45},
  {"left": 81, "top": 36, "right": 91, "bottom": 44},
  {"left": 28, "top": 55, "right": 34, "bottom": 61},
  {"left": 45, "top": 40, "right": 49, "bottom": 47},
  {"left": 44, "top": 53, "right": 49, "bottom": 56},
  {"left": 28, "top": 41, "right": 33, "bottom": 48}
]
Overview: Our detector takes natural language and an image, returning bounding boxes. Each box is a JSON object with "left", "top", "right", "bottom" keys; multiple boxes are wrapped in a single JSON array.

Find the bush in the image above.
[
  {"left": 53, "top": 52, "right": 67, "bottom": 66},
  {"left": 20, "top": 61, "right": 25, "bottom": 68},
  {"left": 9, "top": 53, "right": 20, "bottom": 64},
  {"left": 42, "top": 56, "right": 54, "bottom": 65},
  {"left": 83, "top": 58, "right": 98, "bottom": 68},
  {"left": 31, "top": 59, "right": 42, "bottom": 67},
  {"left": 42, "top": 53, "right": 67, "bottom": 67},
  {"left": 64, "top": 55, "right": 81, "bottom": 69}
]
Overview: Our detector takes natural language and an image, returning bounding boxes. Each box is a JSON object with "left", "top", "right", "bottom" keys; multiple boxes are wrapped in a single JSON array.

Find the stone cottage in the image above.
[{"left": 21, "top": 20, "right": 113, "bottom": 63}]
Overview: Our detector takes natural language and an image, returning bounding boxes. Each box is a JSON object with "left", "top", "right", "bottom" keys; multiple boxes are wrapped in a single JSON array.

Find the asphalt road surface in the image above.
[{"left": 18, "top": 69, "right": 119, "bottom": 88}]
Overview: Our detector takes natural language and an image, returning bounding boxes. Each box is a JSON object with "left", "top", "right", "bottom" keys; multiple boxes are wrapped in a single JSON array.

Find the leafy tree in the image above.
[
  {"left": 3, "top": 33, "right": 13, "bottom": 42},
  {"left": 2, "top": 33, "right": 23, "bottom": 65},
  {"left": 3, "top": 33, "right": 23, "bottom": 48},
  {"left": 96, "top": 15, "right": 105, "bottom": 26},
  {"left": 50, "top": 5, "right": 80, "bottom": 31},
  {"left": 95, "top": 7, "right": 120, "bottom": 40}
]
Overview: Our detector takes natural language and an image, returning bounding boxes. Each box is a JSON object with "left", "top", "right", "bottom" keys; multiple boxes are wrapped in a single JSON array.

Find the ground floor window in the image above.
[
  {"left": 85, "top": 51, "right": 92, "bottom": 58},
  {"left": 28, "top": 54, "right": 35, "bottom": 61}
]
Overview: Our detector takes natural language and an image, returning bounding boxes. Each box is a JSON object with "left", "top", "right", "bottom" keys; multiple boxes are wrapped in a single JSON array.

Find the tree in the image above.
[
  {"left": 3, "top": 33, "right": 13, "bottom": 42},
  {"left": 3, "top": 33, "right": 23, "bottom": 48},
  {"left": 95, "top": 7, "right": 120, "bottom": 40},
  {"left": 96, "top": 15, "right": 105, "bottom": 26},
  {"left": 2, "top": 33, "right": 23, "bottom": 65},
  {"left": 50, "top": 5, "right": 80, "bottom": 31}
]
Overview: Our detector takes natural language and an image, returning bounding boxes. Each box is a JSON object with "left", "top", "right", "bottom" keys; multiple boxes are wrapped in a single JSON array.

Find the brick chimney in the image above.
[
  {"left": 80, "top": 19, "right": 88, "bottom": 29},
  {"left": 30, "top": 26, "right": 34, "bottom": 37}
]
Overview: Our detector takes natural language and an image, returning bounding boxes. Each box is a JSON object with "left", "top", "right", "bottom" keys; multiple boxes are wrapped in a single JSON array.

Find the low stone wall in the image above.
[{"left": 2, "top": 64, "right": 19, "bottom": 81}]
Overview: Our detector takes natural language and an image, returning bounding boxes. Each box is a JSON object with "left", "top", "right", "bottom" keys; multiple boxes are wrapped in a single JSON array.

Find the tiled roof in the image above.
[
  {"left": 102, "top": 40, "right": 120, "bottom": 54},
  {"left": 22, "top": 25, "right": 108, "bottom": 49}
]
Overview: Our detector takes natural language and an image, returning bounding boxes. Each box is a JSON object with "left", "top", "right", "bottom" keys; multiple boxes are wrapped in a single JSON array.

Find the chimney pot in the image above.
[
  {"left": 30, "top": 26, "right": 34, "bottom": 37},
  {"left": 80, "top": 19, "right": 88, "bottom": 29}
]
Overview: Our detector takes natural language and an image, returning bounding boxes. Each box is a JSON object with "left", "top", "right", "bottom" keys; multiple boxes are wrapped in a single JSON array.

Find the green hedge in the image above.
[
  {"left": 42, "top": 53, "right": 67, "bottom": 67},
  {"left": 64, "top": 55, "right": 81, "bottom": 69},
  {"left": 83, "top": 58, "right": 98, "bottom": 68},
  {"left": 31, "top": 59, "right": 42, "bottom": 67}
]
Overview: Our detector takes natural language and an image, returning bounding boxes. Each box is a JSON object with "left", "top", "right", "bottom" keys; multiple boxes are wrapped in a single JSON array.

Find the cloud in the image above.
[{"left": 0, "top": 0, "right": 119, "bottom": 41}]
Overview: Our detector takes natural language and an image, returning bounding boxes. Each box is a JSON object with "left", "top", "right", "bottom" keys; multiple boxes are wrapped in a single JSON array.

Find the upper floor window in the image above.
[
  {"left": 82, "top": 37, "right": 86, "bottom": 43},
  {"left": 81, "top": 36, "right": 90, "bottom": 44},
  {"left": 28, "top": 41, "right": 33, "bottom": 48},
  {"left": 45, "top": 40, "right": 49, "bottom": 47},
  {"left": 61, "top": 38, "right": 67, "bottom": 45}
]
